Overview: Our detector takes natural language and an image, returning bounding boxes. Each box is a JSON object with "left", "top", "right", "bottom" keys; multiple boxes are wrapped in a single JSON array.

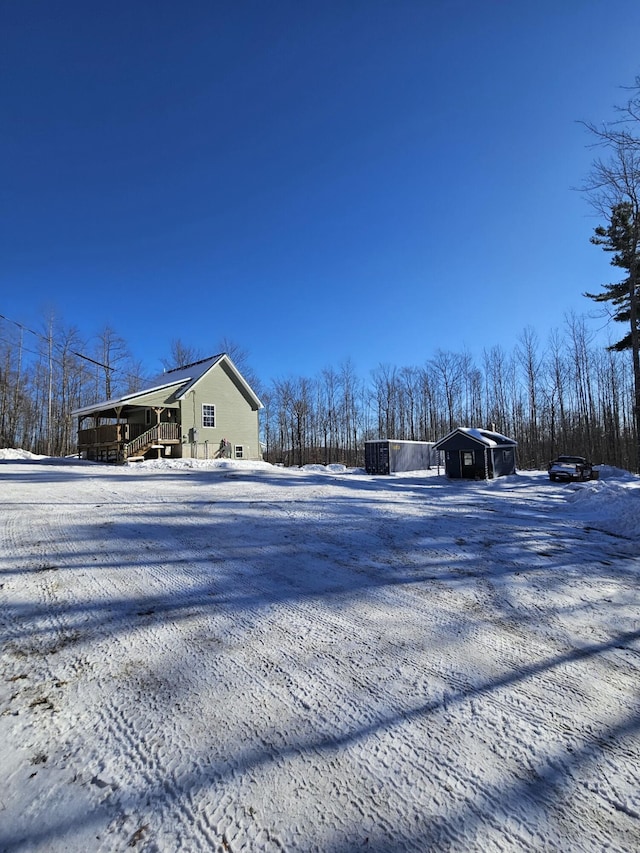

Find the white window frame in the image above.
[
  {"left": 234, "top": 445, "right": 244, "bottom": 459},
  {"left": 202, "top": 404, "right": 216, "bottom": 428}
]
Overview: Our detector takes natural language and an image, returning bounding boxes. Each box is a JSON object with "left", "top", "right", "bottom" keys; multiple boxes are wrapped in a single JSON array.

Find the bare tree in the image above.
[
  {"left": 371, "top": 364, "right": 399, "bottom": 439},
  {"left": 319, "top": 367, "right": 339, "bottom": 464},
  {"left": 398, "top": 366, "right": 420, "bottom": 441},
  {"left": 429, "top": 350, "right": 464, "bottom": 432},
  {"left": 339, "top": 359, "right": 361, "bottom": 465},
  {"left": 543, "top": 328, "right": 569, "bottom": 455},
  {"left": 94, "top": 325, "right": 131, "bottom": 400},
  {"left": 216, "top": 337, "right": 262, "bottom": 395},
  {"left": 161, "top": 339, "right": 204, "bottom": 371},
  {"left": 516, "top": 327, "right": 543, "bottom": 465}
]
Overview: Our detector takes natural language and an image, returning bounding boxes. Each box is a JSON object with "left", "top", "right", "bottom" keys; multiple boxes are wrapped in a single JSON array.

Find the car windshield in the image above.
[{"left": 555, "top": 456, "right": 585, "bottom": 464}]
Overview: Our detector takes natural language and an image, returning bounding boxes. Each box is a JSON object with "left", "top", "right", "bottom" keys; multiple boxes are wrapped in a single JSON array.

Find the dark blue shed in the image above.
[{"left": 433, "top": 428, "right": 517, "bottom": 479}]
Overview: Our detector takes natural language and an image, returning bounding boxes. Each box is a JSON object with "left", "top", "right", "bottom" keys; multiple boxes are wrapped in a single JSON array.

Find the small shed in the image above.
[
  {"left": 365, "top": 439, "right": 440, "bottom": 474},
  {"left": 433, "top": 427, "right": 517, "bottom": 479}
]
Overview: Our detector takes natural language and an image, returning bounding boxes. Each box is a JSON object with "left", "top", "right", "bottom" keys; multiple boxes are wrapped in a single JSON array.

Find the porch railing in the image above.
[
  {"left": 124, "top": 422, "right": 181, "bottom": 458},
  {"left": 78, "top": 423, "right": 125, "bottom": 447},
  {"left": 78, "top": 422, "right": 149, "bottom": 447}
]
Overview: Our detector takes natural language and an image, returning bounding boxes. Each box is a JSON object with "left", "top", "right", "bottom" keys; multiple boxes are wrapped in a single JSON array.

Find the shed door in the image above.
[
  {"left": 460, "top": 450, "right": 476, "bottom": 478},
  {"left": 376, "top": 443, "right": 390, "bottom": 474}
]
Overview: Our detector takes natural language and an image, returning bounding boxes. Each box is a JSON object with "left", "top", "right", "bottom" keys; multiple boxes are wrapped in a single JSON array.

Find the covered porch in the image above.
[{"left": 77, "top": 404, "right": 182, "bottom": 463}]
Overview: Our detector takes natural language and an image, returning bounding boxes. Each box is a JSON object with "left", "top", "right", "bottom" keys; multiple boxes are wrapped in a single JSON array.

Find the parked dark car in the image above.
[{"left": 548, "top": 455, "right": 599, "bottom": 482}]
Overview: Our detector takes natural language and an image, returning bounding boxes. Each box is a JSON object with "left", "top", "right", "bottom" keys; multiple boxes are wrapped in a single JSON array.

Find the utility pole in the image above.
[{"left": 47, "top": 316, "right": 53, "bottom": 456}]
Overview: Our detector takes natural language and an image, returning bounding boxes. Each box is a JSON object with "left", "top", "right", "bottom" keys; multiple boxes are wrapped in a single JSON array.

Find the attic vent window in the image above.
[{"left": 202, "top": 404, "right": 216, "bottom": 428}]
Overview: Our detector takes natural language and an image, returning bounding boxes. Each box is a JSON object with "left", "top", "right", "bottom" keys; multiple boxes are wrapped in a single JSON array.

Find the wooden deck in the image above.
[{"left": 78, "top": 422, "right": 181, "bottom": 463}]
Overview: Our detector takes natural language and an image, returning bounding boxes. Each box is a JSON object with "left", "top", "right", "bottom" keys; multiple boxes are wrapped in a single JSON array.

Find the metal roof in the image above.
[
  {"left": 433, "top": 427, "right": 517, "bottom": 450},
  {"left": 72, "top": 353, "right": 262, "bottom": 417}
]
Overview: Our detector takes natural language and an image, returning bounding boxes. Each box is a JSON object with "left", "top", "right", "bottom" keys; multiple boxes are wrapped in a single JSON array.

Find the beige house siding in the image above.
[
  {"left": 127, "top": 407, "right": 179, "bottom": 427},
  {"left": 73, "top": 354, "right": 262, "bottom": 463},
  {"left": 179, "top": 361, "right": 261, "bottom": 460},
  {"left": 123, "top": 384, "right": 183, "bottom": 410}
]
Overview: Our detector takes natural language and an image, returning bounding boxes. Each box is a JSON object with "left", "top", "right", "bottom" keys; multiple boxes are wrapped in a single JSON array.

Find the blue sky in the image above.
[{"left": 2, "top": 1, "right": 640, "bottom": 384}]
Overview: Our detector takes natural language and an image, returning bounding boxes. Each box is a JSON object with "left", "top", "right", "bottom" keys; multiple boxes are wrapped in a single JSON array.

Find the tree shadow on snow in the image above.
[{"left": 1, "top": 470, "right": 639, "bottom": 851}]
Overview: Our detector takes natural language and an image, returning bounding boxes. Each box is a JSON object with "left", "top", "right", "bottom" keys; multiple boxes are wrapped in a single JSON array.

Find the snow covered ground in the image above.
[{"left": 1, "top": 453, "right": 639, "bottom": 852}]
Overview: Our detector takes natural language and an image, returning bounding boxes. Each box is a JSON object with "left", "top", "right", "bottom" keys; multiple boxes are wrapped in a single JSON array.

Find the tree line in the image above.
[
  {"left": 261, "top": 319, "right": 636, "bottom": 471},
  {"left": 0, "top": 319, "right": 146, "bottom": 457},
  {"left": 0, "top": 310, "right": 636, "bottom": 471}
]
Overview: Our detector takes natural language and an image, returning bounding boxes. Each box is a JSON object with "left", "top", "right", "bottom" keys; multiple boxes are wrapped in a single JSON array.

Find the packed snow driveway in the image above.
[{"left": 1, "top": 457, "right": 639, "bottom": 852}]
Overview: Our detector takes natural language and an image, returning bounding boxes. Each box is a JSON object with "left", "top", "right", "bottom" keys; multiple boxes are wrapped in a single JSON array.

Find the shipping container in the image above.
[{"left": 365, "top": 440, "right": 440, "bottom": 474}]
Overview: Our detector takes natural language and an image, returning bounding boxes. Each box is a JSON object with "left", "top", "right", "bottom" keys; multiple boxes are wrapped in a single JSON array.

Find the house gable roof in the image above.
[
  {"left": 433, "top": 427, "right": 517, "bottom": 450},
  {"left": 172, "top": 354, "right": 263, "bottom": 408},
  {"left": 72, "top": 353, "right": 263, "bottom": 417}
]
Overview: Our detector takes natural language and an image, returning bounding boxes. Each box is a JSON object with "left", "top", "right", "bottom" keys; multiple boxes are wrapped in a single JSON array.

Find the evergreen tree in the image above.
[
  {"left": 587, "top": 202, "right": 640, "bottom": 352},
  {"left": 582, "top": 76, "right": 640, "bottom": 472},
  {"left": 587, "top": 202, "right": 640, "bottom": 471}
]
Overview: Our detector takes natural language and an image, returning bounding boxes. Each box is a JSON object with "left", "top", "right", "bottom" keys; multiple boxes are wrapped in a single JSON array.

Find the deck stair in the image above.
[{"left": 123, "top": 423, "right": 181, "bottom": 460}]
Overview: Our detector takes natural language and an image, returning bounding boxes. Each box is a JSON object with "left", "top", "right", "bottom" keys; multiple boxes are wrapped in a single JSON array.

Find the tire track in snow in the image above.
[
  {"left": 217, "top": 489, "right": 640, "bottom": 849},
  {"left": 2, "top": 478, "right": 250, "bottom": 851},
  {"left": 120, "top": 492, "right": 470, "bottom": 844},
  {"left": 84, "top": 480, "right": 640, "bottom": 849},
  {"left": 148, "top": 500, "right": 549, "bottom": 849},
  {"left": 38, "top": 488, "right": 288, "bottom": 851},
  {"left": 3, "top": 465, "right": 639, "bottom": 851},
  {"left": 0, "top": 491, "right": 114, "bottom": 847}
]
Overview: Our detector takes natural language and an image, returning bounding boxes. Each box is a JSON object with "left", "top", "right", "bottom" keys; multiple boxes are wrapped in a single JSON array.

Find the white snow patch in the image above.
[
  {"left": 1, "top": 456, "right": 639, "bottom": 852},
  {"left": 564, "top": 471, "right": 640, "bottom": 539},
  {"left": 0, "top": 447, "right": 47, "bottom": 460}
]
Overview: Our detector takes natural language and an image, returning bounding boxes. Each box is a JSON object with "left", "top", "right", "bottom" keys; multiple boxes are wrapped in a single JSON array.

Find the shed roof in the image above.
[
  {"left": 433, "top": 427, "right": 517, "bottom": 450},
  {"left": 72, "top": 353, "right": 263, "bottom": 417}
]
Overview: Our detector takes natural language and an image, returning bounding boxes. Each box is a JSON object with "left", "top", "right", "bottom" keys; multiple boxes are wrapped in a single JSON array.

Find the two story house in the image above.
[{"left": 73, "top": 353, "right": 263, "bottom": 463}]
